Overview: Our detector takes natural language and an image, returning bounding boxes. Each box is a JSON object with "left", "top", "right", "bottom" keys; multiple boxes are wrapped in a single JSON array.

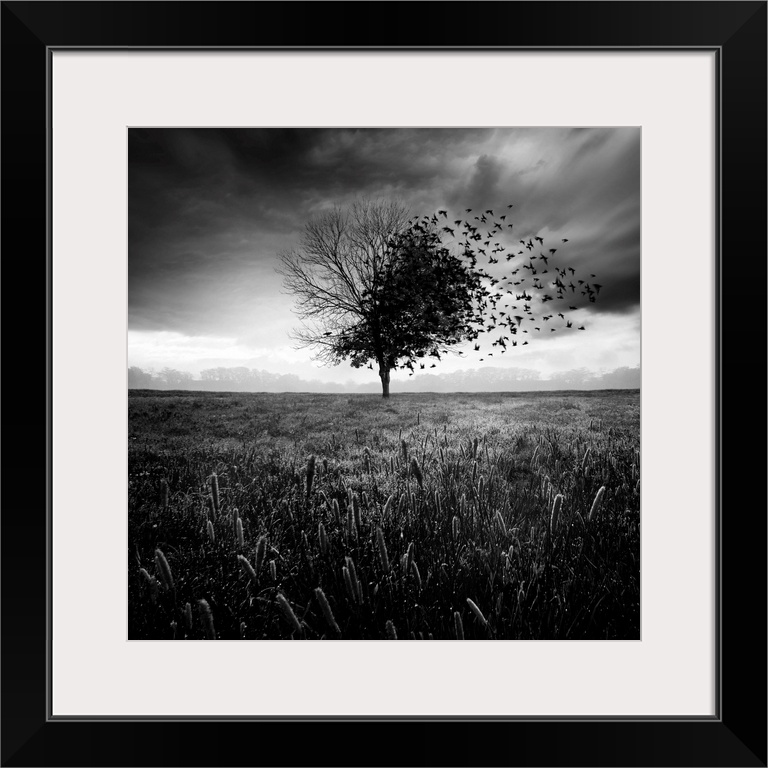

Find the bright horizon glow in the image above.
[{"left": 128, "top": 305, "right": 640, "bottom": 386}]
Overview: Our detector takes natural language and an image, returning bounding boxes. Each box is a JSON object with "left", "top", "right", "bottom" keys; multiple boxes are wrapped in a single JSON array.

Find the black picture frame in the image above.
[{"left": 3, "top": 2, "right": 765, "bottom": 765}]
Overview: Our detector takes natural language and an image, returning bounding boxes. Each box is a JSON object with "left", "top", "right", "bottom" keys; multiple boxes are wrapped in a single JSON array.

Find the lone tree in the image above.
[
  {"left": 279, "top": 199, "right": 602, "bottom": 398},
  {"left": 278, "top": 200, "right": 492, "bottom": 398}
]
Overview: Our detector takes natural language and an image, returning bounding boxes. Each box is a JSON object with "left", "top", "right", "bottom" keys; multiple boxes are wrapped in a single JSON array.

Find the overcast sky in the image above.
[{"left": 129, "top": 127, "right": 640, "bottom": 388}]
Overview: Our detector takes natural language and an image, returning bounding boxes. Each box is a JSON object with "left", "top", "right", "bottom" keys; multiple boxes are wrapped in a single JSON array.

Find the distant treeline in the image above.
[{"left": 128, "top": 365, "right": 640, "bottom": 393}]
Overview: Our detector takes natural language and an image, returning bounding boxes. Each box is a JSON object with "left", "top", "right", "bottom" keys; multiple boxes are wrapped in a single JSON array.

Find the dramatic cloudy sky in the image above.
[{"left": 129, "top": 127, "right": 640, "bottom": 388}]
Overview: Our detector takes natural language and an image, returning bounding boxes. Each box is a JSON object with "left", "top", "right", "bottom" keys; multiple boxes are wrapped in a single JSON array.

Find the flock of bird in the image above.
[{"left": 394, "top": 204, "right": 604, "bottom": 374}]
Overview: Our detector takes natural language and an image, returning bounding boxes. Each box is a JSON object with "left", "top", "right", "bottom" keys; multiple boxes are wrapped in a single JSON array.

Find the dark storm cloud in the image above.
[
  {"left": 129, "top": 127, "right": 640, "bottom": 339},
  {"left": 465, "top": 154, "right": 504, "bottom": 202}
]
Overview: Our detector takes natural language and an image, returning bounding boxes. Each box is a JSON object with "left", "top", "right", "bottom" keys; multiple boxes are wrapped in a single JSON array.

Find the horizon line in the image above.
[{"left": 128, "top": 387, "right": 640, "bottom": 395}]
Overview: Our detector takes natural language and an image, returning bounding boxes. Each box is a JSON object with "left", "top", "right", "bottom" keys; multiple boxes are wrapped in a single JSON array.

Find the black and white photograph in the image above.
[{"left": 128, "top": 127, "right": 640, "bottom": 640}]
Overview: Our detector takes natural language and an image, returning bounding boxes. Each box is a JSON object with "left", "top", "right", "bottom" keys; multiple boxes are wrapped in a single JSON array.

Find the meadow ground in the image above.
[{"left": 129, "top": 390, "right": 640, "bottom": 640}]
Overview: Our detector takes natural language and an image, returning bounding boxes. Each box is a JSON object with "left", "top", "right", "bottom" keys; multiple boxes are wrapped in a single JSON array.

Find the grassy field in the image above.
[{"left": 129, "top": 390, "right": 640, "bottom": 640}]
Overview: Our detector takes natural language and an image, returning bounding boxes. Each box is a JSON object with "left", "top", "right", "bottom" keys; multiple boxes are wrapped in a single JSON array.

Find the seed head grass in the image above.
[
  {"left": 198, "top": 599, "right": 216, "bottom": 639},
  {"left": 588, "top": 486, "right": 606, "bottom": 521},
  {"left": 209, "top": 473, "right": 220, "bottom": 518},
  {"left": 466, "top": 598, "right": 488, "bottom": 628},
  {"left": 410, "top": 456, "right": 423, "bottom": 488},
  {"left": 550, "top": 494, "right": 564, "bottom": 535},
  {"left": 276, "top": 592, "right": 302, "bottom": 634},
  {"left": 237, "top": 554, "right": 258, "bottom": 584},
  {"left": 454, "top": 611, "right": 465, "bottom": 640},
  {"left": 129, "top": 391, "right": 639, "bottom": 640},
  {"left": 314, "top": 587, "right": 341, "bottom": 637},
  {"left": 254, "top": 535, "right": 267, "bottom": 574},
  {"left": 376, "top": 527, "right": 390, "bottom": 573},
  {"left": 154, "top": 549, "right": 174, "bottom": 591}
]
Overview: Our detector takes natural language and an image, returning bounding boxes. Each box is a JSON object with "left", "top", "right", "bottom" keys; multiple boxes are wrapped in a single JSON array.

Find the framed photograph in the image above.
[{"left": 4, "top": 1, "right": 765, "bottom": 765}]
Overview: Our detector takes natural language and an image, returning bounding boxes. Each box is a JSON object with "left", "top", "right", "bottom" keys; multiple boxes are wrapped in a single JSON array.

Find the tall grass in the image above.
[{"left": 129, "top": 390, "right": 640, "bottom": 640}]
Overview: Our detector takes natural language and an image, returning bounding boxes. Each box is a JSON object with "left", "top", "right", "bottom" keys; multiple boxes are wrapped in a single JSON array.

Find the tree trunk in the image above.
[{"left": 379, "top": 366, "right": 391, "bottom": 399}]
